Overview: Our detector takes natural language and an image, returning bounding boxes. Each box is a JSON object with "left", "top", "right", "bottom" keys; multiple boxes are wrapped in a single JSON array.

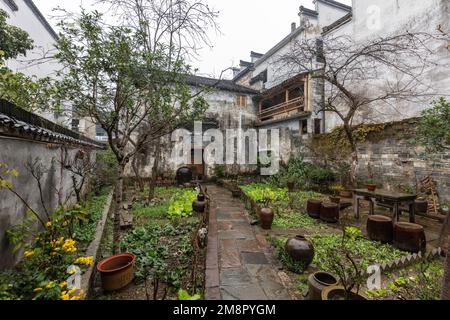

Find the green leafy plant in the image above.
[
  {"left": 178, "top": 289, "right": 201, "bottom": 300},
  {"left": 167, "top": 189, "right": 197, "bottom": 219},
  {"left": 419, "top": 98, "right": 450, "bottom": 153}
]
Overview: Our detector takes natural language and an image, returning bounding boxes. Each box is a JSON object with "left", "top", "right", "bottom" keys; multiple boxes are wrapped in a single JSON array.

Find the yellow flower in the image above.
[
  {"left": 61, "top": 293, "right": 70, "bottom": 300},
  {"left": 24, "top": 250, "right": 35, "bottom": 258},
  {"left": 50, "top": 252, "right": 57, "bottom": 256},
  {"left": 75, "top": 256, "right": 94, "bottom": 266},
  {"left": 62, "top": 239, "right": 77, "bottom": 253},
  {"left": 46, "top": 281, "right": 55, "bottom": 289},
  {"left": 33, "top": 288, "right": 43, "bottom": 293},
  {"left": 59, "top": 281, "right": 67, "bottom": 289},
  {"left": 46, "top": 221, "right": 52, "bottom": 228},
  {"left": 68, "top": 266, "right": 77, "bottom": 275}
]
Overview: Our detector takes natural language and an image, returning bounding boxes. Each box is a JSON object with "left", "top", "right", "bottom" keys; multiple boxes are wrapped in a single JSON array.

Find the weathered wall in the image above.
[
  {"left": 126, "top": 88, "right": 259, "bottom": 178},
  {"left": 0, "top": 137, "right": 96, "bottom": 269},
  {"left": 274, "top": 119, "right": 450, "bottom": 202},
  {"left": 325, "top": 0, "right": 450, "bottom": 131}
]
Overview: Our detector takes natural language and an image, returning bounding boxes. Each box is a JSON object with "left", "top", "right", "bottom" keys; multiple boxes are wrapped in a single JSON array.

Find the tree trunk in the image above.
[
  {"left": 343, "top": 124, "right": 358, "bottom": 187},
  {"left": 148, "top": 140, "right": 161, "bottom": 201},
  {"left": 132, "top": 155, "right": 145, "bottom": 192},
  {"left": 113, "top": 162, "right": 126, "bottom": 254}
]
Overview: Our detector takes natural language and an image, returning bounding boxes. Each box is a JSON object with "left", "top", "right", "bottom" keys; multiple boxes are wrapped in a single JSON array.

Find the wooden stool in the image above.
[
  {"left": 367, "top": 215, "right": 393, "bottom": 244},
  {"left": 393, "top": 222, "right": 426, "bottom": 253},
  {"left": 320, "top": 203, "right": 339, "bottom": 223},
  {"left": 307, "top": 199, "right": 322, "bottom": 219}
]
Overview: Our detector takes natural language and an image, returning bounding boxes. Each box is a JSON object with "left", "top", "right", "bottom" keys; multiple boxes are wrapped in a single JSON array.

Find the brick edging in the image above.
[
  {"left": 80, "top": 190, "right": 114, "bottom": 298},
  {"left": 204, "top": 200, "right": 221, "bottom": 300}
]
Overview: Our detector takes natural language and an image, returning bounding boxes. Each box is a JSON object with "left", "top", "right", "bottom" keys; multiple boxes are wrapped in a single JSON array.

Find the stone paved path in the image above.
[{"left": 205, "top": 185, "right": 292, "bottom": 300}]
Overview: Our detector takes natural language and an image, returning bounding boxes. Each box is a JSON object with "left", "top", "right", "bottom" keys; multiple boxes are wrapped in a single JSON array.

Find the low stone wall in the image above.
[
  {"left": 280, "top": 118, "right": 450, "bottom": 202},
  {"left": 0, "top": 137, "right": 98, "bottom": 269}
]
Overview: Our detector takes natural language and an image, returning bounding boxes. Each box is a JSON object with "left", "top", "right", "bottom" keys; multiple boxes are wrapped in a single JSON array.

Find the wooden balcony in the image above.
[{"left": 258, "top": 96, "right": 305, "bottom": 121}]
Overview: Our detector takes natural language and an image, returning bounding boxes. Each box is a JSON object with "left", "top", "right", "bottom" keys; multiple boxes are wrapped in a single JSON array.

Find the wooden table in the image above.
[{"left": 353, "top": 189, "right": 417, "bottom": 223}]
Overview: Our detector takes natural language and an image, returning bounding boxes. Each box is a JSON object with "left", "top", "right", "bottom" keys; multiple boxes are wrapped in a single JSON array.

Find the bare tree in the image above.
[
  {"left": 277, "top": 31, "right": 443, "bottom": 183},
  {"left": 63, "top": 150, "right": 97, "bottom": 203}
]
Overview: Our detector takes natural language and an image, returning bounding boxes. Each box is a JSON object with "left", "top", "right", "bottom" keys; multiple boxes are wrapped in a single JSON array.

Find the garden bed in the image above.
[
  {"left": 238, "top": 182, "right": 446, "bottom": 300},
  {"left": 92, "top": 186, "right": 207, "bottom": 300},
  {"left": 0, "top": 187, "right": 112, "bottom": 300}
]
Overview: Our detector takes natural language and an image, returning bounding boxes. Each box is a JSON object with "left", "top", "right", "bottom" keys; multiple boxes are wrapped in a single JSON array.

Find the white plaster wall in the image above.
[
  {"left": 316, "top": 1, "right": 350, "bottom": 27},
  {"left": 0, "top": 1, "right": 68, "bottom": 124},
  {"left": 0, "top": 1, "right": 61, "bottom": 78},
  {"left": 325, "top": 0, "right": 450, "bottom": 131}
]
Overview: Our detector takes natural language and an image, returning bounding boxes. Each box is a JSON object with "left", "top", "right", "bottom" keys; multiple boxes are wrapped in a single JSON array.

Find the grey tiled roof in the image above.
[
  {"left": 322, "top": 12, "right": 353, "bottom": 34},
  {"left": 0, "top": 100, "right": 105, "bottom": 148},
  {"left": 186, "top": 75, "right": 258, "bottom": 94}
]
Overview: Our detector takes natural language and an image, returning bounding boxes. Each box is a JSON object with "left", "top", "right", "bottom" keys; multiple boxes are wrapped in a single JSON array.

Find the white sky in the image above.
[{"left": 33, "top": 0, "right": 352, "bottom": 79}]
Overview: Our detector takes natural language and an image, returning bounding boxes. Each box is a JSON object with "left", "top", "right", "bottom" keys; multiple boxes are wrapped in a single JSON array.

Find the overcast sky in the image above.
[{"left": 34, "top": 0, "right": 352, "bottom": 79}]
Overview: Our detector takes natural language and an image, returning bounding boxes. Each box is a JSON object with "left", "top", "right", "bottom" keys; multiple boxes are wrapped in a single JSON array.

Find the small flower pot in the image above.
[
  {"left": 197, "top": 193, "right": 206, "bottom": 202},
  {"left": 96, "top": 253, "right": 136, "bottom": 291},
  {"left": 367, "top": 184, "right": 377, "bottom": 192}
]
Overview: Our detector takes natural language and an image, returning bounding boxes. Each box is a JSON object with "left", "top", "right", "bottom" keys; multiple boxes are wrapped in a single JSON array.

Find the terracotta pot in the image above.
[
  {"left": 367, "top": 215, "right": 393, "bottom": 244},
  {"left": 307, "top": 199, "right": 322, "bottom": 219},
  {"left": 415, "top": 200, "right": 428, "bottom": 214},
  {"left": 197, "top": 193, "right": 206, "bottom": 202},
  {"left": 259, "top": 208, "right": 274, "bottom": 230},
  {"left": 339, "top": 190, "right": 353, "bottom": 198},
  {"left": 192, "top": 200, "right": 206, "bottom": 213},
  {"left": 96, "top": 253, "right": 136, "bottom": 291},
  {"left": 321, "top": 285, "right": 367, "bottom": 300},
  {"left": 320, "top": 203, "right": 340, "bottom": 223},
  {"left": 393, "top": 222, "right": 426, "bottom": 253},
  {"left": 329, "top": 196, "right": 341, "bottom": 204},
  {"left": 285, "top": 236, "right": 315, "bottom": 268},
  {"left": 308, "top": 271, "right": 339, "bottom": 300},
  {"left": 367, "top": 184, "right": 377, "bottom": 192}
]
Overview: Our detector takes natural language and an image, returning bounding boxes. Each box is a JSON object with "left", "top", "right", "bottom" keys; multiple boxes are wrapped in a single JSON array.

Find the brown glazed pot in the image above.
[
  {"left": 197, "top": 193, "right": 206, "bottom": 202},
  {"left": 307, "top": 271, "right": 339, "bottom": 300},
  {"left": 321, "top": 286, "right": 367, "bottom": 300},
  {"left": 307, "top": 199, "right": 322, "bottom": 219},
  {"left": 367, "top": 215, "right": 393, "bottom": 244},
  {"left": 320, "top": 203, "right": 340, "bottom": 223},
  {"left": 367, "top": 184, "right": 377, "bottom": 192},
  {"left": 415, "top": 200, "right": 428, "bottom": 214},
  {"left": 259, "top": 208, "right": 274, "bottom": 230},
  {"left": 285, "top": 236, "right": 315, "bottom": 268},
  {"left": 96, "top": 253, "right": 136, "bottom": 291},
  {"left": 192, "top": 200, "right": 206, "bottom": 213},
  {"left": 393, "top": 222, "right": 426, "bottom": 253}
]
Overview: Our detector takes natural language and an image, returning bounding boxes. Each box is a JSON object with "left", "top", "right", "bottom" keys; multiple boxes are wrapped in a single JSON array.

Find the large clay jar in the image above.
[
  {"left": 285, "top": 235, "right": 315, "bottom": 268},
  {"left": 192, "top": 200, "right": 206, "bottom": 213},
  {"left": 259, "top": 208, "right": 274, "bottom": 230},
  {"left": 308, "top": 271, "right": 339, "bottom": 300}
]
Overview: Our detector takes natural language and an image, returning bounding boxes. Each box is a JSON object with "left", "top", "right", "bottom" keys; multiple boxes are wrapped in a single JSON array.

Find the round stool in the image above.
[
  {"left": 307, "top": 199, "right": 322, "bottom": 219},
  {"left": 367, "top": 215, "right": 393, "bottom": 244},
  {"left": 320, "top": 203, "right": 339, "bottom": 223},
  {"left": 393, "top": 222, "right": 426, "bottom": 253}
]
